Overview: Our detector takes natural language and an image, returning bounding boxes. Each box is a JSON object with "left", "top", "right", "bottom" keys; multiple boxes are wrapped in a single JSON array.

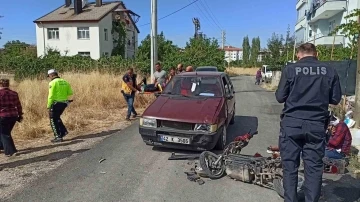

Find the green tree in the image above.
[
  {"left": 264, "top": 33, "right": 284, "bottom": 69},
  {"left": 136, "top": 32, "right": 180, "bottom": 73},
  {"left": 281, "top": 25, "right": 296, "bottom": 63},
  {"left": 332, "top": 9, "right": 359, "bottom": 59},
  {"left": 183, "top": 36, "right": 225, "bottom": 71},
  {"left": 242, "top": 36, "right": 250, "bottom": 66},
  {"left": 3, "top": 40, "right": 30, "bottom": 55},
  {"left": 250, "top": 37, "right": 261, "bottom": 67}
]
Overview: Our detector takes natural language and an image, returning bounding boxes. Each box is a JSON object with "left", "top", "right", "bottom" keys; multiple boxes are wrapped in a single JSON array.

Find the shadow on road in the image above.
[
  {"left": 320, "top": 175, "right": 360, "bottom": 202},
  {"left": 235, "top": 89, "right": 268, "bottom": 93},
  {"left": 70, "top": 129, "right": 122, "bottom": 141},
  {"left": 227, "top": 116, "right": 258, "bottom": 143},
  {"left": 18, "top": 139, "right": 84, "bottom": 156},
  {"left": 0, "top": 149, "right": 89, "bottom": 171}
]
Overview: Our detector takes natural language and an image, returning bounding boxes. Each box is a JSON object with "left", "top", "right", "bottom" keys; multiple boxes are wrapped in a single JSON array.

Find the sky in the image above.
[{"left": 0, "top": 0, "right": 296, "bottom": 49}]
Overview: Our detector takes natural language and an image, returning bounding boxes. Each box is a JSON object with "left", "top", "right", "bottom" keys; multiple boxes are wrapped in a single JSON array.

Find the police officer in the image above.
[
  {"left": 47, "top": 69, "right": 73, "bottom": 143},
  {"left": 275, "top": 43, "right": 341, "bottom": 202}
]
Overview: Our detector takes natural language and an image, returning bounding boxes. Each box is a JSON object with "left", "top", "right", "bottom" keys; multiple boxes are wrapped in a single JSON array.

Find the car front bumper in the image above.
[{"left": 139, "top": 126, "right": 221, "bottom": 151}]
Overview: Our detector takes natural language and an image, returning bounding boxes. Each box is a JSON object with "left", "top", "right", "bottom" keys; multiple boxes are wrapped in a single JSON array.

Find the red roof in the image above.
[{"left": 219, "top": 46, "right": 242, "bottom": 51}]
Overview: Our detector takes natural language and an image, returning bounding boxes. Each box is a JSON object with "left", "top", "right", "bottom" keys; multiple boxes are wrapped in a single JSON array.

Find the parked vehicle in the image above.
[
  {"left": 195, "top": 66, "right": 218, "bottom": 72},
  {"left": 261, "top": 65, "right": 272, "bottom": 83},
  {"left": 139, "top": 72, "right": 236, "bottom": 151}
]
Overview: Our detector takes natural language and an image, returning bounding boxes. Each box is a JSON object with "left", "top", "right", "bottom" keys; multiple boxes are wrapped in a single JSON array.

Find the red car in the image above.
[{"left": 139, "top": 72, "right": 236, "bottom": 151}]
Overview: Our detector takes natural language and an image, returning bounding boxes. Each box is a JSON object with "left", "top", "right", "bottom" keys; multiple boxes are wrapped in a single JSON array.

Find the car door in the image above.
[
  {"left": 222, "top": 76, "right": 232, "bottom": 125},
  {"left": 224, "top": 75, "right": 235, "bottom": 119}
]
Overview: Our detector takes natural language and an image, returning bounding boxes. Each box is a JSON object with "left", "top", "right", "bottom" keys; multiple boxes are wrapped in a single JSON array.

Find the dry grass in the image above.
[
  {"left": 262, "top": 82, "right": 278, "bottom": 91},
  {"left": 8, "top": 72, "right": 155, "bottom": 140},
  {"left": 225, "top": 67, "right": 259, "bottom": 76}
]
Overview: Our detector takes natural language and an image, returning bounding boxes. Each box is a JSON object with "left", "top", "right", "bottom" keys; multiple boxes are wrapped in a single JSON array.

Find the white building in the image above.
[
  {"left": 34, "top": 0, "right": 140, "bottom": 60},
  {"left": 295, "top": 0, "right": 360, "bottom": 47},
  {"left": 222, "top": 46, "right": 243, "bottom": 63}
]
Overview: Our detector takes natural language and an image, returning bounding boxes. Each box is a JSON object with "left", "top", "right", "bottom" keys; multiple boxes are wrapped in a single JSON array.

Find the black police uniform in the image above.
[{"left": 275, "top": 56, "right": 342, "bottom": 202}]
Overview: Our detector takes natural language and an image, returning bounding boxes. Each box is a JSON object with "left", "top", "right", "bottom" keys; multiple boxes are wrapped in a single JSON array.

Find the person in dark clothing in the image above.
[
  {"left": 121, "top": 68, "right": 141, "bottom": 121},
  {"left": 275, "top": 43, "right": 342, "bottom": 202},
  {"left": 0, "top": 79, "right": 23, "bottom": 157}
]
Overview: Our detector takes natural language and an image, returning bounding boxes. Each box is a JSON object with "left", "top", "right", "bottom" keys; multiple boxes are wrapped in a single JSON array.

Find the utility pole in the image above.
[
  {"left": 353, "top": 15, "right": 360, "bottom": 127},
  {"left": 150, "top": 0, "right": 158, "bottom": 81},
  {"left": 221, "top": 30, "right": 226, "bottom": 49},
  {"left": 0, "top": 15, "right": 3, "bottom": 40}
]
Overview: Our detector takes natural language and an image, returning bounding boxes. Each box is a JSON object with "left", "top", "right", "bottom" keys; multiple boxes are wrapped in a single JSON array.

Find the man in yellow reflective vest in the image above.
[
  {"left": 121, "top": 68, "right": 141, "bottom": 121},
  {"left": 47, "top": 69, "right": 73, "bottom": 143}
]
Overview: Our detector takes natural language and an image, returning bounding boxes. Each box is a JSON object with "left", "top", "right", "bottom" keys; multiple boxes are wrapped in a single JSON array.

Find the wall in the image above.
[
  {"left": 271, "top": 71, "right": 282, "bottom": 87},
  {"left": 98, "top": 13, "right": 114, "bottom": 57},
  {"left": 36, "top": 21, "right": 100, "bottom": 59}
]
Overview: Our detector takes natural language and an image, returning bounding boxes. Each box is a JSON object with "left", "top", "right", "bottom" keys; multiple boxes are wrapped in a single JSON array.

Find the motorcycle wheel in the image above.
[
  {"left": 273, "top": 173, "right": 305, "bottom": 200},
  {"left": 199, "top": 151, "right": 225, "bottom": 179}
]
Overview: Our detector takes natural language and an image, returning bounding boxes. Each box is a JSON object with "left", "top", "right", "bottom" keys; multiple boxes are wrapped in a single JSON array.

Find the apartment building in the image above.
[
  {"left": 295, "top": 0, "right": 360, "bottom": 47},
  {"left": 34, "top": 0, "right": 140, "bottom": 60},
  {"left": 222, "top": 46, "right": 243, "bottom": 63}
]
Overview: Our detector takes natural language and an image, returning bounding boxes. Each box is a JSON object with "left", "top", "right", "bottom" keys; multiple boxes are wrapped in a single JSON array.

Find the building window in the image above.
[
  {"left": 77, "top": 27, "right": 90, "bottom": 39},
  {"left": 78, "top": 52, "right": 90, "bottom": 57},
  {"left": 47, "top": 28, "right": 59, "bottom": 40},
  {"left": 104, "top": 29, "right": 108, "bottom": 41},
  {"left": 329, "top": 20, "right": 336, "bottom": 34}
]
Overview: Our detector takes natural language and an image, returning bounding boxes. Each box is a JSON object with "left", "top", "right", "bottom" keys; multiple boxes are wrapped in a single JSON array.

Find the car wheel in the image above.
[
  {"left": 230, "top": 106, "right": 235, "bottom": 125},
  {"left": 215, "top": 126, "right": 227, "bottom": 150}
]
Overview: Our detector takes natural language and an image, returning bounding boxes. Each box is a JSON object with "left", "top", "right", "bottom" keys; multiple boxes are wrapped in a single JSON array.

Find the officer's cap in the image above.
[{"left": 47, "top": 69, "right": 57, "bottom": 76}]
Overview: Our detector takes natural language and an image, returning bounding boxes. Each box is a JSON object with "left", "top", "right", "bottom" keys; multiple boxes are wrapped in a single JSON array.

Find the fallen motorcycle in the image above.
[{"left": 199, "top": 130, "right": 304, "bottom": 199}]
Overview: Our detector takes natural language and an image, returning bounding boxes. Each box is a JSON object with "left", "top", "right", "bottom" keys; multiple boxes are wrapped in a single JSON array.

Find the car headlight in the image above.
[
  {"left": 194, "top": 124, "right": 217, "bottom": 132},
  {"left": 140, "top": 118, "right": 157, "bottom": 128}
]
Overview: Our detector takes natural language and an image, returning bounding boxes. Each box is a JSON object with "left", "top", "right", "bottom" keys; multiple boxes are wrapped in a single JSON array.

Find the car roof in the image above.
[
  {"left": 177, "top": 71, "right": 225, "bottom": 77},
  {"left": 196, "top": 66, "right": 218, "bottom": 69}
]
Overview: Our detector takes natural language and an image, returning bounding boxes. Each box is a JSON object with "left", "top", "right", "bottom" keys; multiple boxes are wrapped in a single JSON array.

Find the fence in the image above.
[{"left": 277, "top": 60, "right": 357, "bottom": 96}]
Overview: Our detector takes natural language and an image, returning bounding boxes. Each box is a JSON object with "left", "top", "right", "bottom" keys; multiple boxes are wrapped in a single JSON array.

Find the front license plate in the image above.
[{"left": 160, "top": 135, "right": 190, "bottom": 144}]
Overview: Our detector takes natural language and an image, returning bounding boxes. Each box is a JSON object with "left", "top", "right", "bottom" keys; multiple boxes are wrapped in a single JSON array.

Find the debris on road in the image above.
[
  {"left": 100, "top": 171, "right": 106, "bottom": 174},
  {"left": 99, "top": 158, "right": 106, "bottom": 163},
  {"left": 184, "top": 170, "right": 205, "bottom": 185},
  {"left": 168, "top": 152, "right": 200, "bottom": 160}
]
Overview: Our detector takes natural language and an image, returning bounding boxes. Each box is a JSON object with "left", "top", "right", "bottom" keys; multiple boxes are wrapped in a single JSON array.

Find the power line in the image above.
[
  {"left": 139, "top": 0, "right": 199, "bottom": 27},
  {"left": 200, "top": 0, "right": 222, "bottom": 30},
  {"left": 197, "top": 0, "right": 222, "bottom": 31},
  {"left": 190, "top": 0, "right": 218, "bottom": 32}
]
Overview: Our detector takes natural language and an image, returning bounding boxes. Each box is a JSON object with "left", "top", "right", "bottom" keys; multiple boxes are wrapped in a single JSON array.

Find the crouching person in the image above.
[
  {"left": 0, "top": 79, "right": 23, "bottom": 157},
  {"left": 47, "top": 69, "right": 73, "bottom": 143},
  {"left": 326, "top": 113, "right": 352, "bottom": 159}
]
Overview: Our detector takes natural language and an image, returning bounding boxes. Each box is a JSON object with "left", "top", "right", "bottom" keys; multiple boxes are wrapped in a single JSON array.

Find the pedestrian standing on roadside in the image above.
[
  {"left": 255, "top": 68, "right": 262, "bottom": 85},
  {"left": 121, "top": 67, "right": 140, "bottom": 121},
  {"left": 275, "top": 43, "right": 342, "bottom": 202},
  {"left": 47, "top": 69, "right": 73, "bottom": 143},
  {"left": 177, "top": 63, "right": 184, "bottom": 74},
  {"left": 185, "top": 66, "right": 194, "bottom": 72},
  {"left": 0, "top": 78, "right": 23, "bottom": 157}
]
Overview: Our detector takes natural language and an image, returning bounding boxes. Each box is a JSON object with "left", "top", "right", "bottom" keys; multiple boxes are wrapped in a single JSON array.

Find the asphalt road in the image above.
[{"left": 6, "top": 76, "right": 294, "bottom": 202}]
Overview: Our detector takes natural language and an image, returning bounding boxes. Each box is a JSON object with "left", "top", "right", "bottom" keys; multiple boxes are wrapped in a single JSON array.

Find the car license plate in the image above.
[{"left": 160, "top": 135, "right": 190, "bottom": 144}]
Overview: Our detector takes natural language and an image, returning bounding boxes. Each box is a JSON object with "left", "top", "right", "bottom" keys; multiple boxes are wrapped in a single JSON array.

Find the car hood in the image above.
[{"left": 143, "top": 96, "right": 223, "bottom": 123}]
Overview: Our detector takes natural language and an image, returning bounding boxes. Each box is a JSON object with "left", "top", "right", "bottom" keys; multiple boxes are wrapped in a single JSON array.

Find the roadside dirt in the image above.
[{"left": 0, "top": 109, "right": 143, "bottom": 201}]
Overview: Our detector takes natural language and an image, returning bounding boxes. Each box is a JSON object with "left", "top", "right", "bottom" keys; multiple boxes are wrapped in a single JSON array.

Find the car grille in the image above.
[{"left": 160, "top": 120, "right": 194, "bottom": 131}]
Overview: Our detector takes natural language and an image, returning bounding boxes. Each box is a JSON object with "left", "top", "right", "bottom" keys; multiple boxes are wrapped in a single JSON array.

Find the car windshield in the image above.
[{"left": 163, "top": 76, "right": 223, "bottom": 97}]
